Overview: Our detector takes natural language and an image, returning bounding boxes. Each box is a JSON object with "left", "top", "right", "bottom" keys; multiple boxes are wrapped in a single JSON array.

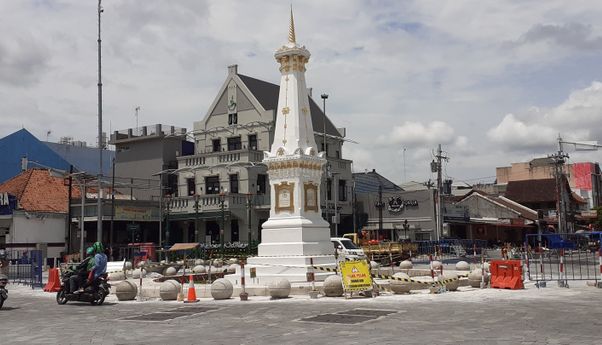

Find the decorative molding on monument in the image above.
[
  {"left": 303, "top": 182, "right": 319, "bottom": 212},
  {"left": 274, "top": 181, "right": 295, "bottom": 214}
]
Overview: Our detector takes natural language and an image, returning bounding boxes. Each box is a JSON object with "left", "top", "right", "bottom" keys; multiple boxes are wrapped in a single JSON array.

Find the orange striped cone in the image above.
[{"left": 184, "top": 274, "right": 199, "bottom": 303}]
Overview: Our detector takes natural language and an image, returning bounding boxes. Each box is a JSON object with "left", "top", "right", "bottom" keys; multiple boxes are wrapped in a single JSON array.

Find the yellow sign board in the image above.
[{"left": 338, "top": 260, "right": 373, "bottom": 292}]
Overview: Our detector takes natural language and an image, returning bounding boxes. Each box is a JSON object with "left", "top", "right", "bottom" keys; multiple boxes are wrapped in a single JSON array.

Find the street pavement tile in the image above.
[
  {"left": 299, "top": 313, "right": 375, "bottom": 324},
  {"left": 120, "top": 311, "right": 191, "bottom": 322}
]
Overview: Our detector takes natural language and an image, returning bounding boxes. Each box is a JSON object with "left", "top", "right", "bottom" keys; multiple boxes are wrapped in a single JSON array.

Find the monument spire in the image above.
[{"left": 288, "top": 7, "right": 296, "bottom": 44}]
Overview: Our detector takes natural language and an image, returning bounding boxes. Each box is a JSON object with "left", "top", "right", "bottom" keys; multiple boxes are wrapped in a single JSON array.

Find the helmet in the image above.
[
  {"left": 92, "top": 242, "right": 104, "bottom": 254},
  {"left": 86, "top": 247, "right": 94, "bottom": 255}
]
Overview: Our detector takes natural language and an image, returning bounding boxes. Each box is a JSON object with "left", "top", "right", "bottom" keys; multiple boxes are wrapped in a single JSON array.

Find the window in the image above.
[
  {"left": 231, "top": 220, "right": 239, "bottom": 242},
  {"left": 187, "top": 177, "right": 196, "bottom": 196},
  {"left": 335, "top": 150, "right": 340, "bottom": 159},
  {"left": 248, "top": 134, "right": 258, "bottom": 150},
  {"left": 228, "top": 113, "right": 238, "bottom": 125},
  {"left": 205, "top": 176, "right": 220, "bottom": 195},
  {"left": 212, "top": 138, "right": 221, "bottom": 152},
  {"left": 229, "top": 174, "right": 239, "bottom": 194},
  {"left": 338, "top": 179, "right": 347, "bottom": 201},
  {"left": 257, "top": 174, "right": 267, "bottom": 194},
  {"left": 227, "top": 136, "right": 242, "bottom": 151},
  {"left": 327, "top": 178, "right": 332, "bottom": 200}
]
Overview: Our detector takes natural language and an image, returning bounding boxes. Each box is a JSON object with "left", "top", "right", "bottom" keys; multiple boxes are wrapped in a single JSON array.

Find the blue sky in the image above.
[{"left": 1, "top": 0, "right": 601, "bottom": 185}]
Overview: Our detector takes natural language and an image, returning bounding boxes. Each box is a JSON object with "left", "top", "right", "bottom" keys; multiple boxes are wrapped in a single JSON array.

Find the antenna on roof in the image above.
[{"left": 135, "top": 106, "right": 141, "bottom": 134}]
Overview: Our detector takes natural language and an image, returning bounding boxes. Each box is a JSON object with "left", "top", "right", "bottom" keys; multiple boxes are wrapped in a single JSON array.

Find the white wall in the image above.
[{"left": 7, "top": 212, "right": 66, "bottom": 259}]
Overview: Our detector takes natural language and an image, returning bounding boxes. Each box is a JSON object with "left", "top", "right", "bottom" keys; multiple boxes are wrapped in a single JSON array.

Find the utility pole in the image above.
[
  {"left": 375, "top": 184, "right": 384, "bottom": 241},
  {"left": 194, "top": 194, "right": 200, "bottom": 243},
  {"left": 549, "top": 136, "right": 570, "bottom": 233},
  {"left": 96, "top": 0, "right": 104, "bottom": 243},
  {"left": 246, "top": 193, "right": 253, "bottom": 254},
  {"left": 431, "top": 144, "right": 448, "bottom": 241}
]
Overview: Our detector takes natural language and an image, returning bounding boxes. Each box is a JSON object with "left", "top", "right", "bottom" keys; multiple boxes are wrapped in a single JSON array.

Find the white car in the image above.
[{"left": 331, "top": 237, "right": 366, "bottom": 260}]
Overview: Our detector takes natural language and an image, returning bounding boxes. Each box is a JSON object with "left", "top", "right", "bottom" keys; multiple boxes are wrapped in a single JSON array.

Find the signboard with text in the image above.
[{"left": 338, "top": 260, "right": 373, "bottom": 292}]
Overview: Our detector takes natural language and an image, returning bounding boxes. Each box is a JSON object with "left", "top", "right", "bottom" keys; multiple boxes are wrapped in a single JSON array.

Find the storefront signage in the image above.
[
  {"left": 0, "top": 193, "right": 8, "bottom": 206},
  {"left": 115, "top": 206, "right": 152, "bottom": 221},
  {"left": 387, "top": 197, "right": 418, "bottom": 212}
]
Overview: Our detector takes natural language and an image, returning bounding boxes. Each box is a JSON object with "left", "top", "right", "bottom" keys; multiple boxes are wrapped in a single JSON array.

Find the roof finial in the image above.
[{"left": 288, "top": 5, "right": 296, "bottom": 44}]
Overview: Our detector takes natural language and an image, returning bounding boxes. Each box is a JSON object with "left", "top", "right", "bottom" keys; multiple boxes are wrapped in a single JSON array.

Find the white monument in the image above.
[{"left": 243, "top": 10, "right": 336, "bottom": 283}]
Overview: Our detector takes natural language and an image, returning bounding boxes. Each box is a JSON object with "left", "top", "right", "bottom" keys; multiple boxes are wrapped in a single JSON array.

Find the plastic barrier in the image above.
[
  {"left": 490, "top": 260, "right": 523, "bottom": 290},
  {"left": 43, "top": 268, "right": 61, "bottom": 292}
]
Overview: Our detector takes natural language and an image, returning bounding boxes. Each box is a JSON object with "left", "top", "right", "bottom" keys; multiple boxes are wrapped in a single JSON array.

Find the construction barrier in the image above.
[
  {"left": 490, "top": 260, "right": 523, "bottom": 290},
  {"left": 43, "top": 268, "right": 61, "bottom": 292}
]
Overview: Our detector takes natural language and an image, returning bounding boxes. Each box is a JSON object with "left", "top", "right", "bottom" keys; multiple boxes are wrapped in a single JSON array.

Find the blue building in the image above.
[{"left": 0, "top": 129, "right": 114, "bottom": 183}]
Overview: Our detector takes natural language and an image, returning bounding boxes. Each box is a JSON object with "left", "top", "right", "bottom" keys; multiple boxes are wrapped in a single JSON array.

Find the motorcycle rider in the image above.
[
  {"left": 85, "top": 242, "right": 107, "bottom": 289},
  {"left": 70, "top": 247, "right": 94, "bottom": 294}
]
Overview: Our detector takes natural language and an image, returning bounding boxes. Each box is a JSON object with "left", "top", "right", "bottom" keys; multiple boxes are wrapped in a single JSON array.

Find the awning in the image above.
[{"left": 167, "top": 243, "right": 200, "bottom": 251}]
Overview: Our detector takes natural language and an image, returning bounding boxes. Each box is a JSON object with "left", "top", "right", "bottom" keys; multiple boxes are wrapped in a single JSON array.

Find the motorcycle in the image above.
[
  {"left": 56, "top": 269, "right": 110, "bottom": 306},
  {"left": 0, "top": 274, "right": 8, "bottom": 310},
  {"left": 0, "top": 249, "right": 8, "bottom": 309}
]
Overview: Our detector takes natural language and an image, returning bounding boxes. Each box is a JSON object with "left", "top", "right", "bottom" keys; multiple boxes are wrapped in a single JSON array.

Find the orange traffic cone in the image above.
[{"left": 184, "top": 274, "right": 199, "bottom": 303}]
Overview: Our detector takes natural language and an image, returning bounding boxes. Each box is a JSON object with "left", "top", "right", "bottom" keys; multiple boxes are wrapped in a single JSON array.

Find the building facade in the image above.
[{"left": 168, "top": 65, "right": 353, "bottom": 244}]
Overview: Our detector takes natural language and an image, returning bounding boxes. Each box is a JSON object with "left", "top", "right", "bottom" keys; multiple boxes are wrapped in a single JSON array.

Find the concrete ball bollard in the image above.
[
  {"left": 108, "top": 271, "right": 126, "bottom": 281},
  {"left": 212, "top": 259, "right": 223, "bottom": 268},
  {"left": 323, "top": 275, "right": 344, "bottom": 297},
  {"left": 115, "top": 280, "right": 138, "bottom": 301},
  {"left": 132, "top": 268, "right": 147, "bottom": 279},
  {"left": 136, "top": 261, "right": 146, "bottom": 268},
  {"left": 211, "top": 278, "right": 233, "bottom": 300},
  {"left": 268, "top": 278, "right": 291, "bottom": 299},
  {"left": 390, "top": 272, "right": 411, "bottom": 294},
  {"left": 455, "top": 261, "right": 470, "bottom": 271},
  {"left": 227, "top": 264, "right": 237, "bottom": 274},
  {"left": 194, "top": 259, "right": 204, "bottom": 266},
  {"left": 227, "top": 258, "right": 238, "bottom": 265},
  {"left": 441, "top": 273, "right": 460, "bottom": 291},
  {"left": 369, "top": 261, "right": 380, "bottom": 269},
  {"left": 431, "top": 261, "right": 443, "bottom": 270},
  {"left": 159, "top": 280, "right": 181, "bottom": 301},
  {"left": 468, "top": 269, "right": 490, "bottom": 288},
  {"left": 399, "top": 260, "right": 413, "bottom": 270},
  {"left": 193, "top": 265, "right": 206, "bottom": 274},
  {"left": 164, "top": 267, "right": 177, "bottom": 276},
  {"left": 124, "top": 262, "right": 133, "bottom": 270}
]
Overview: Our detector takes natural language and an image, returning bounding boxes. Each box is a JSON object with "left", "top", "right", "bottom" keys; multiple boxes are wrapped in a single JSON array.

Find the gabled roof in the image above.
[
  {"left": 0, "top": 129, "right": 71, "bottom": 183},
  {"left": 457, "top": 190, "right": 538, "bottom": 221},
  {"left": 353, "top": 170, "right": 403, "bottom": 194},
  {"left": 237, "top": 74, "right": 341, "bottom": 137},
  {"left": 0, "top": 168, "right": 81, "bottom": 213},
  {"left": 505, "top": 178, "right": 557, "bottom": 203}
]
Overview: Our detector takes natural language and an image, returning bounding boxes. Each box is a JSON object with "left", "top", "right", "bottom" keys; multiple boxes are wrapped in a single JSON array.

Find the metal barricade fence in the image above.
[
  {"left": 525, "top": 233, "right": 601, "bottom": 286},
  {"left": 412, "top": 239, "right": 488, "bottom": 265},
  {"left": 5, "top": 249, "right": 43, "bottom": 288}
]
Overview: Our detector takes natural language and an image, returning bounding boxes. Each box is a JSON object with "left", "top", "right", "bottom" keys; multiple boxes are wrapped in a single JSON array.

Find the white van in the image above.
[{"left": 330, "top": 237, "right": 366, "bottom": 260}]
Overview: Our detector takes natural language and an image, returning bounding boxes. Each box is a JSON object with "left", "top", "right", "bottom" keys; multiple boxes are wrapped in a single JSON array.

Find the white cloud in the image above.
[
  {"left": 376, "top": 121, "right": 456, "bottom": 147},
  {"left": 488, "top": 81, "right": 602, "bottom": 151},
  {"left": 487, "top": 113, "right": 557, "bottom": 150}
]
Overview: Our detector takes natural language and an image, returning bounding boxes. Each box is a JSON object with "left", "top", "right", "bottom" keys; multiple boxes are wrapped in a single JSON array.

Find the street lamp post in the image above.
[
  {"left": 246, "top": 193, "right": 253, "bottom": 255},
  {"left": 375, "top": 184, "right": 385, "bottom": 242},
  {"left": 165, "top": 195, "right": 171, "bottom": 247},
  {"left": 96, "top": 0, "right": 104, "bottom": 244},
  {"left": 194, "top": 194, "right": 200, "bottom": 243},
  {"left": 219, "top": 192, "right": 226, "bottom": 258}
]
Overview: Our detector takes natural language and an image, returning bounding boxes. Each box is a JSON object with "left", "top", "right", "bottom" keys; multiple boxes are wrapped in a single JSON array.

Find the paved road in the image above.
[{"left": 1, "top": 283, "right": 601, "bottom": 345}]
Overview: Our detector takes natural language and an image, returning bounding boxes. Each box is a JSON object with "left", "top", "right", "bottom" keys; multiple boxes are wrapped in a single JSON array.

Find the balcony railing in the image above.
[
  {"left": 167, "top": 193, "right": 270, "bottom": 214},
  {"left": 178, "top": 149, "right": 264, "bottom": 168}
]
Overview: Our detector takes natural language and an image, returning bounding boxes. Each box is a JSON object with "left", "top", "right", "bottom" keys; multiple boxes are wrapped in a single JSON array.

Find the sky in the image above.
[{"left": 1, "top": 0, "right": 602, "bottom": 186}]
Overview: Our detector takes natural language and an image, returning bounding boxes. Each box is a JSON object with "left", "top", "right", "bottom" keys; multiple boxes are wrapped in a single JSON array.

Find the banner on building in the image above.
[{"left": 115, "top": 206, "right": 152, "bottom": 221}]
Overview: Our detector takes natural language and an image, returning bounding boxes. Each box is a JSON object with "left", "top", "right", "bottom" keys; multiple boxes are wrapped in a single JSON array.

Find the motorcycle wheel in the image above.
[
  {"left": 91, "top": 291, "right": 106, "bottom": 306},
  {"left": 56, "top": 290, "right": 68, "bottom": 305}
]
